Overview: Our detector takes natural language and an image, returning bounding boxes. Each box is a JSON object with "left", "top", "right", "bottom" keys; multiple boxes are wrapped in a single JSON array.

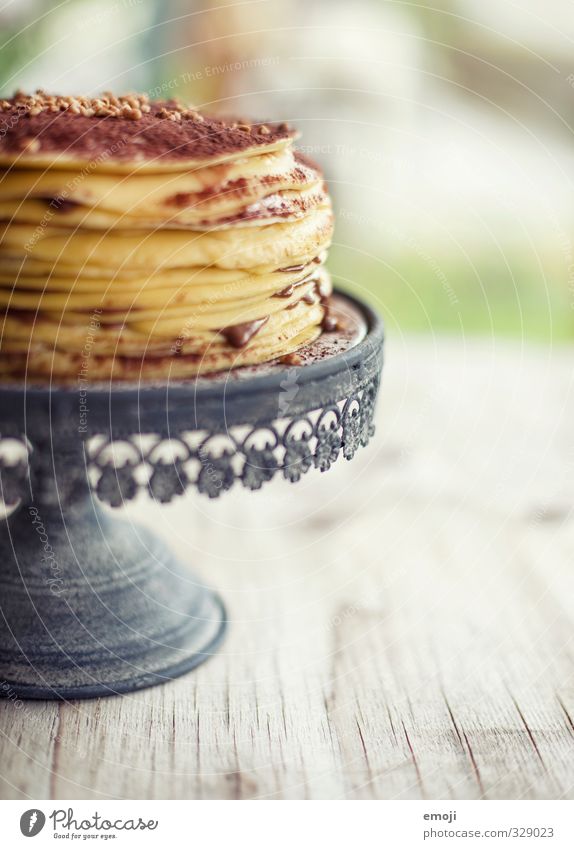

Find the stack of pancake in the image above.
[{"left": 0, "top": 91, "right": 334, "bottom": 382}]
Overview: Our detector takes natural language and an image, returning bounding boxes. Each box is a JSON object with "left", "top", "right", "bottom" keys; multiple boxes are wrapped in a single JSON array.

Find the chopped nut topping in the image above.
[
  {"left": 2, "top": 91, "right": 175, "bottom": 122},
  {"left": 181, "top": 109, "right": 204, "bottom": 122}
]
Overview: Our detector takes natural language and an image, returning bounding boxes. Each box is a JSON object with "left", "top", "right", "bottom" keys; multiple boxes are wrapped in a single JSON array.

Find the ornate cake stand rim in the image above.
[{"left": 0, "top": 290, "right": 384, "bottom": 405}]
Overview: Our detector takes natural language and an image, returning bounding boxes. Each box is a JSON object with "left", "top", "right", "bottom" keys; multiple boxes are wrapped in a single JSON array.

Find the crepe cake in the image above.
[{"left": 0, "top": 91, "right": 337, "bottom": 382}]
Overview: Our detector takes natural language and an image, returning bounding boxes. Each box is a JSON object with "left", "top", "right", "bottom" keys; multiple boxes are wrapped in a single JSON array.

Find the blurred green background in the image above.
[{"left": 2, "top": 0, "right": 572, "bottom": 340}]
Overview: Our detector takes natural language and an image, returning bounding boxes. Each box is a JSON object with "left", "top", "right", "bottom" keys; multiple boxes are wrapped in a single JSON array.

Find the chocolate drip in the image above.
[
  {"left": 319, "top": 290, "right": 339, "bottom": 333},
  {"left": 275, "top": 277, "right": 337, "bottom": 329},
  {"left": 273, "top": 271, "right": 318, "bottom": 300},
  {"left": 277, "top": 255, "right": 322, "bottom": 274},
  {"left": 277, "top": 261, "right": 306, "bottom": 274},
  {"left": 321, "top": 310, "right": 339, "bottom": 333},
  {"left": 219, "top": 316, "right": 268, "bottom": 348}
]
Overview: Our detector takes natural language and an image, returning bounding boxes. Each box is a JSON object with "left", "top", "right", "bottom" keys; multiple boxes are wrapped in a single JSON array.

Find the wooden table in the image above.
[{"left": 1, "top": 337, "right": 574, "bottom": 800}]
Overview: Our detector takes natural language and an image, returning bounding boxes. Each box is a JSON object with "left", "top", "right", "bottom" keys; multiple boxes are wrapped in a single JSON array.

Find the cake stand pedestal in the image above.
[{"left": 0, "top": 292, "right": 383, "bottom": 699}]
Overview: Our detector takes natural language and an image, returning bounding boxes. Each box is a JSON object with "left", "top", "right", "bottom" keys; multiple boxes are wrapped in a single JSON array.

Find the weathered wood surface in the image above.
[{"left": 1, "top": 338, "right": 574, "bottom": 800}]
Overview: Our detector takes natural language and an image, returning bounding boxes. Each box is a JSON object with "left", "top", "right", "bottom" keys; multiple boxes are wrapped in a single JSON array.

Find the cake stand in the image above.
[{"left": 0, "top": 291, "right": 383, "bottom": 699}]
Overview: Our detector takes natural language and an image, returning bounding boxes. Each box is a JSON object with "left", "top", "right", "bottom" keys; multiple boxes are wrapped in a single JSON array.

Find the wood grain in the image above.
[{"left": 1, "top": 338, "right": 573, "bottom": 799}]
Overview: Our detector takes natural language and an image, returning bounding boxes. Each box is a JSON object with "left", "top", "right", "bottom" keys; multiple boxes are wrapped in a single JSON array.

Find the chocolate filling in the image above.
[
  {"left": 277, "top": 255, "right": 323, "bottom": 274},
  {"left": 321, "top": 310, "right": 339, "bottom": 333},
  {"left": 319, "top": 290, "right": 339, "bottom": 332},
  {"left": 219, "top": 316, "right": 269, "bottom": 348},
  {"left": 273, "top": 271, "right": 319, "bottom": 299},
  {"left": 277, "top": 262, "right": 306, "bottom": 274},
  {"left": 274, "top": 283, "right": 295, "bottom": 298}
]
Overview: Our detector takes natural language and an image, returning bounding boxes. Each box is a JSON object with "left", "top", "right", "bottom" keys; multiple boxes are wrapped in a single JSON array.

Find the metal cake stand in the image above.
[{"left": 0, "top": 291, "right": 383, "bottom": 699}]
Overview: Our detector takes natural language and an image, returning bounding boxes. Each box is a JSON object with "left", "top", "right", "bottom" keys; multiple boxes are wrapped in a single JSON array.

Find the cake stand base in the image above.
[
  {"left": 0, "top": 291, "right": 383, "bottom": 700},
  {"left": 0, "top": 498, "right": 226, "bottom": 700}
]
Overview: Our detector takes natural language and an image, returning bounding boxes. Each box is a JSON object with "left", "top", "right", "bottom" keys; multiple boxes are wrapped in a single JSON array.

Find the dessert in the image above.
[{"left": 0, "top": 91, "right": 335, "bottom": 382}]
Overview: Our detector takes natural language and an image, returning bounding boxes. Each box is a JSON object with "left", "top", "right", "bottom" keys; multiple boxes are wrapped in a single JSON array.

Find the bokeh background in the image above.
[{"left": 1, "top": 0, "right": 572, "bottom": 340}]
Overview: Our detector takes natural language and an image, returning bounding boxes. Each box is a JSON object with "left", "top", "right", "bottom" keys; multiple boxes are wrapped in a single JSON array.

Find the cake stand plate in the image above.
[{"left": 0, "top": 291, "right": 383, "bottom": 699}]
